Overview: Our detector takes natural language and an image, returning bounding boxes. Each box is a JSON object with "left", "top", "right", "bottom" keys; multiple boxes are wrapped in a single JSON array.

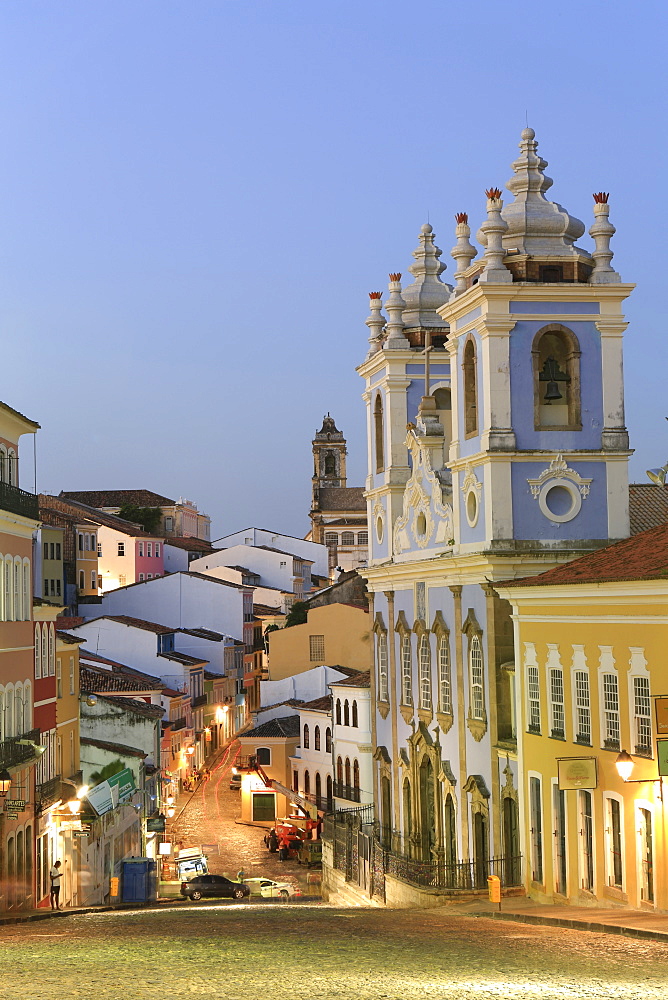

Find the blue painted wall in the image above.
[{"left": 511, "top": 459, "right": 608, "bottom": 541}]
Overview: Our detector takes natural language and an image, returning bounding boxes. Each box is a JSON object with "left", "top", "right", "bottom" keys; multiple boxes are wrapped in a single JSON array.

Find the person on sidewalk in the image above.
[{"left": 50, "top": 860, "right": 63, "bottom": 910}]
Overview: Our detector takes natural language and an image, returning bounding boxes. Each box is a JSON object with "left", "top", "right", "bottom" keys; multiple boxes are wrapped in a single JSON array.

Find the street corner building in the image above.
[{"left": 328, "top": 128, "right": 635, "bottom": 908}]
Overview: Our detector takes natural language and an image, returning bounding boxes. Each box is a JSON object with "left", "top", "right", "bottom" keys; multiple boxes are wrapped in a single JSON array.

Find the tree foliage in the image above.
[
  {"left": 284, "top": 601, "right": 308, "bottom": 628},
  {"left": 89, "top": 758, "right": 126, "bottom": 787},
  {"left": 117, "top": 505, "right": 163, "bottom": 533}
]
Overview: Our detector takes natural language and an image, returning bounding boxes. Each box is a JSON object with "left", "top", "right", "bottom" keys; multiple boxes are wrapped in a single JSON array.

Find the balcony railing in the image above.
[
  {"left": 0, "top": 729, "right": 41, "bottom": 770},
  {"left": 384, "top": 851, "right": 523, "bottom": 891},
  {"left": 333, "top": 781, "right": 361, "bottom": 803},
  {"left": 0, "top": 482, "right": 39, "bottom": 520}
]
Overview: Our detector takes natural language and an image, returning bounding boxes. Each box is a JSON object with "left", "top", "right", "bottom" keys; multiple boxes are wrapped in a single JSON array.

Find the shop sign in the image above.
[
  {"left": 86, "top": 768, "right": 136, "bottom": 816},
  {"left": 657, "top": 741, "right": 668, "bottom": 777},
  {"left": 655, "top": 698, "right": 668, "bottom": 736},
  {"left": 4, "top": 799, "right": 25, "bottom": 811},
  {"left": 557, "top": 757, "right": 598, "bottom": 790},
  {"left": 147, "top": 815, "right": 166, "bottom": 833}
]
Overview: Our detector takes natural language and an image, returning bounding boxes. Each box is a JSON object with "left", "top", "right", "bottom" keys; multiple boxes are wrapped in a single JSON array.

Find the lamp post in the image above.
[
  {"left": 0, "top": 769, "right": 11, "bottom": 797},
  {"left": 615, "top": 749, "right": 664, "bottom": 802}
]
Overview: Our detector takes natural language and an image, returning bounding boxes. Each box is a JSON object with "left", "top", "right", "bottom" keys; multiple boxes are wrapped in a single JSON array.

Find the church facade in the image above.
[{"left": 357, "top": 129, "right": 633, "bottom": 882}]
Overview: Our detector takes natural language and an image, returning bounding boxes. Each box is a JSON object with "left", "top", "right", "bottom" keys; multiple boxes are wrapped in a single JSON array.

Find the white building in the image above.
[
  {"left": 330, "top": 671, "right": 372, "bottom": 809},
  {"left": 213, "top": 527, "right": 328, "bottom": 579},
  {"left": 80, "top": 570, "right": 249, "bottom": 654},
  {"left": 190, "top": 545, "right": 314, "bottom": 598},
  {"left": 290, "top": 694, "right": 333, "bottom": 811},
  {"left": 192, "top": 563, "right": 291, "bottom": 613}
]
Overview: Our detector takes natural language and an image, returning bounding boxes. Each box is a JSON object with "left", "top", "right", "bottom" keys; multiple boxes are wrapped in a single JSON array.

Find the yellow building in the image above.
[
  {"left": 498, "top": 522, "right": 668, "bottom": 912},
  {"left": 267, "top": 604, "right": 369, "bottom": 680},
  {"left": 237, "top": 716, "right": 301, "bottom": 825}
]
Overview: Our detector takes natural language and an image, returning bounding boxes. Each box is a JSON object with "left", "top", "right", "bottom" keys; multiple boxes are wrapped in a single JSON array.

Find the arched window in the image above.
[
  {"left": 353, "top": 759, "right": 360, "bottom": 789},
  {"left": 0, "top": 688, "right": 4, "bottom": 741},
  {"left": 374, "top": 394, "right": 384, "bottom": 473},
  {"left": 341, "top": 532, "right": 354, "bottom": 546},
  {"left": 377, "top": 632, "right": 389, "bottom": 702},
  {"left": 41, "top": 624, "right": 48, "bottom": 678},
  {"left": 324, "top": 533, "right": 338, "bottom": 548},
  {"left": 401, "top": 633, "right": 412, "bottom": 705},
  {"left": 336, "top": 756, "right": 343, "bottom": 784},
  {"left": 357, "top": 532, "right": 368, "bottom": 545},
  {"left": 533, "top": 325, "right": 581, "bottom": 430},
  {"left": 326, "top": 774, "right": 333, "bottom": 808},
  {"left": 419, "top": 634, "right": 431, "bottom": 710},
  {"left": 314, "top": 725, "right": 321, "bottom": 751},
  {"left": 463, "top": 338, "right": 478, "bottom": 437},
  {"left": 335, "top": 699, "right": 341, "bottom": 725},
  {"left": 34, "top": 627, "right": 41, "bottom": 679},
  {"left": 0, "top": 448, "right": 5, "bottom": 483},
  {"left": 343, "top": 700, "right": 350, "bottom": 726},
  {"left": 324, "top": 453, "right": 336, "bottom": 475},
  {"left": 79, "top": 570, "right": 84, "bottom": 591},
  {"left": 5, "top": 685, "right": 14, "bottom": 738},
  {"left": 438, "top": 634, "right": 452, "bottom": 714},
  {"left": 23, "top": 560, "right": 30, "bottom": 621},
  {"left": 304, "top": 770, "right": 310, "bottom": 796},
  {"left": 344, "top": 757, "right": 351, "bottom": 787},
  {"left": 315, "top": 771, "right": 322, "bottom": 803},
  {"left": 48, "top": 626, "right": 55, "bottom": 676},
  {"left": 433, "top": 386, "right": 453, "bottom": 448},
  {"left": 255, "top": 747, "right": 271, "bottom": 765},
  {"left": 303, "top": 724, "right": 310, "bottom": 749},
  {"left": 3, "top": 557, "right": 11, "bottom": 621},
  {"left": 325, "top": 727, "right": 332, "bottom": 753},
  {"left": 7, "top": 450, "right": 15, "bottom": 485},
  {"left": 13, "top": 559, "right": 21, "bottom": 622},
  {"left": 352, "top": 701, "right": 358, "bottom": 728},
  {"left": 23, "top": 680, "right": 31, "bottom": 734},
  {"left": 470, "top": 635, "right": 484, "bottom": 720}
]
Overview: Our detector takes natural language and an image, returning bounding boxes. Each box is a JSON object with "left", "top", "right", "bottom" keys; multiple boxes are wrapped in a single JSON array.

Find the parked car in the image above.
[
  {"left": 181, "top": 874, "right": 250, "bottom": 901},
  {"left": 244, "top": 877, "right": 301, "bottom": 899},
  {"left": 229, "top": 772, "right": 242, "bottom": 791}
]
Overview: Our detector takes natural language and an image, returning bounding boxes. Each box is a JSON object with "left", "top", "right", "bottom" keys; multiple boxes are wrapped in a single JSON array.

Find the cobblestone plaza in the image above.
[{"left": 3, "top": 903, "right": 668, "bottom": 1000}]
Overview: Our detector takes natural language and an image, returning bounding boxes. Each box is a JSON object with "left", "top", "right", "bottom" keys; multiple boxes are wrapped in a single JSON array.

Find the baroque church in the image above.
[{"left": 358, "top": 128, "right": 632, "bottom": 875}]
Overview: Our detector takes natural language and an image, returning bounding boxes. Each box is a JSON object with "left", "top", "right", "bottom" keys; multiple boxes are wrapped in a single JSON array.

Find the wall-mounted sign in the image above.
[
  {"left": 147, "top": 815, "right": 166, "bottom": 833},
  {"left": 655, "top": 698, "right": 668, "bottom": 736},
  {"left": 557, "top": 757, "right": 598, "bottom": 790},
  {"left": 4, "top": 799, "right": 25, "bottom": 811},
  {"left": 85, "top": 768, "right": 136, "bottom": 816},
  {"left": 657, "top": 741, "right": 668, "bottom": 777}
]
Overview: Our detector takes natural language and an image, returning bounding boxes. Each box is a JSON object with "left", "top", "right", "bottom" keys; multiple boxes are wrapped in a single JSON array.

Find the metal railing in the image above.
[
  {"left": 333, "top": 781, "right": 361, "bottom": 803},
  {"left": 0, "top": 481, "right": 39, "bottom": 520},
  {"left": 385, "top": 851, "right": 522, "bottom": 890}
]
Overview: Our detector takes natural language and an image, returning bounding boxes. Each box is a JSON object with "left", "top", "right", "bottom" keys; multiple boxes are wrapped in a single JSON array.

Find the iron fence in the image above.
[{"left": 0, "top": 482, "right": 39, "bottom": 520}]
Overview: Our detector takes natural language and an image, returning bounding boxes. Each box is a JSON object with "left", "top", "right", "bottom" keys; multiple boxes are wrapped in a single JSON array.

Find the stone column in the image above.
[{"left": 450, "top": 585, "right": 469, "bottom": 859}]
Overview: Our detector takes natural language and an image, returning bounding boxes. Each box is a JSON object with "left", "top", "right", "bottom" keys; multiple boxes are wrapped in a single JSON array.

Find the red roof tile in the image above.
[
  {"left": 503, "top": 522, "right": 668, "bottom": 588},
  {"left": 60, "top": 489, "right": 175, "bottom": 507},
  {"left": 629, "top": 484, "right": 668, "bottom": 535}
]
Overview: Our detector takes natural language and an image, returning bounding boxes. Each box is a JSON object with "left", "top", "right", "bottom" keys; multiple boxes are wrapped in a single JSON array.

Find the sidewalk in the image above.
[{"left": 458, "top": 896, "right": 668, "bottom": 942}]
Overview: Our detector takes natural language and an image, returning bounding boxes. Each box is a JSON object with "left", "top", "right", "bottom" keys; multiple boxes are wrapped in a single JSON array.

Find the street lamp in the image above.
[
  {"left": 615, "top": 750, "right": 635, "bottom": 781},
  {"left": 0, "top": 769, "right": 11, "bottom": 797},
  {"left": 67, "top": 799, "right": 81, "bottom": 815},
  {"left": 647, "top": 463, "right": 668, "bottom": 487}
]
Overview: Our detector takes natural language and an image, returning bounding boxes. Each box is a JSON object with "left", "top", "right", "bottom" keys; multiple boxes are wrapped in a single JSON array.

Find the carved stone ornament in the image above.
[
  {"left": 372, "top": 499, "right": 386, "bottom": 544},
  {"left": 460, "top": 463, "right": 483, "bottom": 499},
  {"left": 527, "top": 453, "right": 593, "bottom": 524},
  {"left": 393, "top": 430, "right": 454, "bottom": 555}
]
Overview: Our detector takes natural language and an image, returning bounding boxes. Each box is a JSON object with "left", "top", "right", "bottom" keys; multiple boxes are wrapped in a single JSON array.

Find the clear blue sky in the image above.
[{"left": 1, "top": 1, "right": 666, "bottom": 538}]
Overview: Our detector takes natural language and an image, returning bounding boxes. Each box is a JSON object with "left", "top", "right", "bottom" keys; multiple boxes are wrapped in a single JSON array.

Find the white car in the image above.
[{"left": 245, "top": 878, "right": 301, "bottom": 899}]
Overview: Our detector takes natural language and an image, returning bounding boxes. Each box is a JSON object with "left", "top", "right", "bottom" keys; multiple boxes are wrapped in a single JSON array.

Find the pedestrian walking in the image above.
[
  {"left": 50, "top": 860, "right": 63, "bottom": 910},
  {"left": 236, "top": 868, "right": 245, "bottom": 883}
]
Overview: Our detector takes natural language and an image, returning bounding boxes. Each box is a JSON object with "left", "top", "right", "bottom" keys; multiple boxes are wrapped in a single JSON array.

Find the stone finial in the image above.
[
  {"left": 589, "top": 192, "right": 620, "bottom": 284},
  {"left": 477, "top": 190, "right": 512, "bottom": 284},
  {"left": 383, "top": 273, "right": 409, "bottom": 349},
  {"left": 365, "top": 292, "right": 386, "bottom": 358},
  {"left": 401, "top": 223, "right": 452, "bottom": 328},
  {"left": 450, "top": 211, "right": 477, "bottom": 296},
  {"left": 499, "top": 128, "right": 587, "bottom": 257}
]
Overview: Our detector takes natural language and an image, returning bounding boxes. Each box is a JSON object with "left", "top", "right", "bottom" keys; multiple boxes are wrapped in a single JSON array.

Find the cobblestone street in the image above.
[
  {"left": 3, "top": 903, "right": 668, "bottom": 1000},
  {"left": 168, "top": 740, "right": 311, "bottom": 892}
]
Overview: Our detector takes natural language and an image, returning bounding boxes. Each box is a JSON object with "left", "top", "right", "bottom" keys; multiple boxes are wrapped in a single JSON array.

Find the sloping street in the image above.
[{"left": 168, "top": 740, "right": 311, "bottom": 892}]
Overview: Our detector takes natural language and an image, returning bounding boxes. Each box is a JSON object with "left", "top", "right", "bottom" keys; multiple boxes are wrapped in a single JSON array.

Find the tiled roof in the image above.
[
  {"left": 320, "top": 518, "right": 367, "bottom": 527},
  {"left": 629, "top": 484, "right": 668, "bottom": 535},
  {"left": 239, "top": 714, "right": 301, "bottom": 739},
  {"left": 329, "top": 670, "right": 371, "bottom": 689},
  {"left": 316, "top": 487, "right": 367, "bottom": 512},
  {"left": 159, "top": 651, "right": 208, "bottom": 666},
  {"left": 41, "top": 495, "right": 152, "bottom": 536},
  {"left": 95, "top": 695, "right": 165, "bottom": 719},
  {"left": 56, "top": 616, "right": 85, "bottom": 629},
  {"left": 253, "top": 603, "right": 283, "bottom": 616},
  {"left": 80, "top": 736, "right": 147, "bottom": 758},
  {"left": 299, "top": 694, "right": 332, "bottom": 712},
  {"left": 164, "top": 536, "right": 213, "bottom": 552},
  {"left": 39, "top": 506, "right": 99, "bottom": 529},
  {"left": 503, "top": 521, "right": 668, "bottom": 588},
  {"left": 79, "top": 650, "right": 165, "bottom": 686},
  {"left": 82, "top": 615, "right": 175, "bottom": 635},
  {"left": 204, "top": 670, "right": 224, "bottom": 680},
  {"left": 0, "top": 399, "right": 40, "bottom": 429},
  {"left": 80, "top": 663, "right": 164, "bottom": 695},
  {"left": 255, "top": 545, "right": 314, "bottom": 561},
  {"left": 181, "top": 627, "right": 225, "bottom": 641},
  {"left": 56, "top": 631, "right": 84, "bottom": 645},
  {"left": 60, "top": 489, "right": 175, "bottom": 507}
]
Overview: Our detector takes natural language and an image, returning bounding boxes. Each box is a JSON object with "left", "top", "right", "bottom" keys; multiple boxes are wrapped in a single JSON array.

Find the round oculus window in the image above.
[{"left": 538, "top": 478, "right": 582, "bottom": 523}]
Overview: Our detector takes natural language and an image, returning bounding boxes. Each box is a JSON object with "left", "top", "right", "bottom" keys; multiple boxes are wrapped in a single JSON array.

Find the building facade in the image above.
[{"left": 358, "top": 130, "right": 633, "bottom": 888}]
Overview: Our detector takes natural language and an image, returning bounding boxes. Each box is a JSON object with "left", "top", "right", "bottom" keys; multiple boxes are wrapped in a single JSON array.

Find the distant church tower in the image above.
[
  {"left": 312, "top": 413, "right": 347, "bottom": 493},
  {"left": 309, "top": 415, "right": 368, "bottom": 580}
]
